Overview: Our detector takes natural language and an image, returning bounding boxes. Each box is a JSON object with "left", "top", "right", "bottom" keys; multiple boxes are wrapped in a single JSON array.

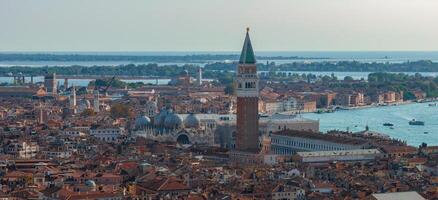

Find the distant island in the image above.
[
  {"left": 205, "top": 60, "right": 438, "bottom": 72},
  {"left": 2, "top": 60, "right": 438, "bottom": 78}
]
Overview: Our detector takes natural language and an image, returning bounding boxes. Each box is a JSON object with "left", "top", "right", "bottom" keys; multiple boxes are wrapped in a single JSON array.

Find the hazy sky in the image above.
[{"left": 1, "top": 0, "right": 438, "bottom": 51}]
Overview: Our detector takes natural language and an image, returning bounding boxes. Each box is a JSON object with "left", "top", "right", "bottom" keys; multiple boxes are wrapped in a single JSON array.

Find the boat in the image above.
[
  {"left": 409, "top": 119, "right": 425, "bottom": 126},
  {"left": 429, "top": 103, "right": 437, "bottom": 107},
  {"left": 424, "top": 132, "right": 429, "bottom": 134},
  {"left": 383, "top": 123, "right": 394, "bottom": 127},
  {"left": 316, "top": 109, "right": 335, "bottom": 114},
  {"left": 326, "top": 109, "right": 335, "bottom": 113}
]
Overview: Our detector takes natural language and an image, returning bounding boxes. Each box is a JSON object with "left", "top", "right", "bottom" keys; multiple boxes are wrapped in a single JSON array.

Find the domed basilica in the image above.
[{"left": 133, "top": 108, "right": 215, "bottom": 146}]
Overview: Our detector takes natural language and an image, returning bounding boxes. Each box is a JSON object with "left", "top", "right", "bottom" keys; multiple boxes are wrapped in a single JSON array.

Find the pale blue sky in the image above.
[{"left": 1, "top": 0, "right": 437, "bottom": 51}]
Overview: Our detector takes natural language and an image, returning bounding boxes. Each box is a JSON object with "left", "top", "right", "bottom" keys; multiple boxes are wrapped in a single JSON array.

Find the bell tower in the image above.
[{"left": 235, "top": 28, "right": 259, "bottom": 152}]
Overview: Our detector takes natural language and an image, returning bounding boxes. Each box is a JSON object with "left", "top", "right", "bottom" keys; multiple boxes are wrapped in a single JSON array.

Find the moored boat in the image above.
[
  {"left": 383, "top": 123, "right": 394, "bottom": 127},
  {"left": 409, "top": 119, "right": 425, "bottom": 126}
]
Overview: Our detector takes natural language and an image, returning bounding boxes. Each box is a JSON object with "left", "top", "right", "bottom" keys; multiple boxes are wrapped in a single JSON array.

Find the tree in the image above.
[
  {"left": 321, "top": 75, "right": 332, "bottom": 83},
  {"left": 344, "top": 76, "right": 354, "bottom": 81},
  {"left": 80, "top": 109, "right": 96, "bottom": 117},
  {"left": 89, "top": 78, "right": 126, "bottom": 89},
  {"left": 110, "top": 104, "right": 131, "bottom": 119},
  {"left": 403, "top": 91, "right": 416, "bottom": 100},
  {"left": 217, "top": 72, "right": 234, "bottom": 85}
]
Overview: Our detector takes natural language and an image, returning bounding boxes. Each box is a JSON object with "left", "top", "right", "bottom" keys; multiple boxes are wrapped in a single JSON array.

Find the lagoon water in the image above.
[
  {"left": 303, "top": 102, "right": 438, "bottom": 146},
  {"left": 258, "top": 71, "right": 438, "bottom": 80}
]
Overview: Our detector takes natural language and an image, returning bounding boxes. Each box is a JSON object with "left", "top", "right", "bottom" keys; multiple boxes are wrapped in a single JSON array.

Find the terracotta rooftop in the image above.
[
  {"left": 381, "top": 145, "right": 417, "bottom": 154},
  {"left": 138, "top": 177, "right": 190, "bottom": 192}
]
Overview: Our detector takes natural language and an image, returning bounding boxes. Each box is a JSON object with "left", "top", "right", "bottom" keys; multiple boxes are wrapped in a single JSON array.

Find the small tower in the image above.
[
  {"left": 70, "top": 85, "right": 77, "bottom": 113},
  {"left": 93, "top": 90, "right": 100, "bottom": 112},
  {"left": 44, "top": 73, "right": 57, "bottom": 95},
  {"left": 64, "top": 78, "right": 69, "bottom": 91},
  {"left": 197, "top": 66, "right": 202, "bottom": 86},
  {"left": 37, "top": 103, "right": 48, "bottom": 124}
]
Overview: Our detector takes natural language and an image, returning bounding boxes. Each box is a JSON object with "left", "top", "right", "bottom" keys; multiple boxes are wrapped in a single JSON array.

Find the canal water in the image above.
[{"left": 303, "top": 102, "right": 438, "bottom": 146}]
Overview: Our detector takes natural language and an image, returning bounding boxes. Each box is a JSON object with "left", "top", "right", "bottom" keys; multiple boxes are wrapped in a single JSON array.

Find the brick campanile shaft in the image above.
[{"left": 235, "top": 28, "right": 260, "bottom": 152}]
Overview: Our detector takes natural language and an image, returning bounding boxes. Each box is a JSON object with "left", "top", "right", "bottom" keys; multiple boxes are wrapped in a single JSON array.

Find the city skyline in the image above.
[
  {"left": 1, "top": 1, "right": 438, "bottom": 198},
  {"left": 1, "top": 0, "right": 438, "bottom": 51}
]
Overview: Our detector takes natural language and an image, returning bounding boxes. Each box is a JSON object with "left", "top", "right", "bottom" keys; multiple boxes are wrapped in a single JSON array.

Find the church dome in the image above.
[
  {"left": 135, "top": 115, "right": 151, "bottom": 128},
  {"left": 154, "top": 108, "right": 168, "bottom": 126},
  {"left": 85, "top": 180, "right": 96, "bottom": 188},
  {"left": 164, "top": 112, "right": 183, "bottom": 129},
  {"left": 184, "top": 113, "right": 200, "bottom": 128}
]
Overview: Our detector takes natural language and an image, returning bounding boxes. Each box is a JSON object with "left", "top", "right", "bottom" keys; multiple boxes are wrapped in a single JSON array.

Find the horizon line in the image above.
[{"left": 1, "top": 50, "right": 438, "bottom": 53}]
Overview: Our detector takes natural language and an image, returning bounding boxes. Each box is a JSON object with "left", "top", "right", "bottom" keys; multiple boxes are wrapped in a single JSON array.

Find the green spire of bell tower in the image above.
[{"left": 239, "top": 27, "right": 256, "bottom": 64}]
